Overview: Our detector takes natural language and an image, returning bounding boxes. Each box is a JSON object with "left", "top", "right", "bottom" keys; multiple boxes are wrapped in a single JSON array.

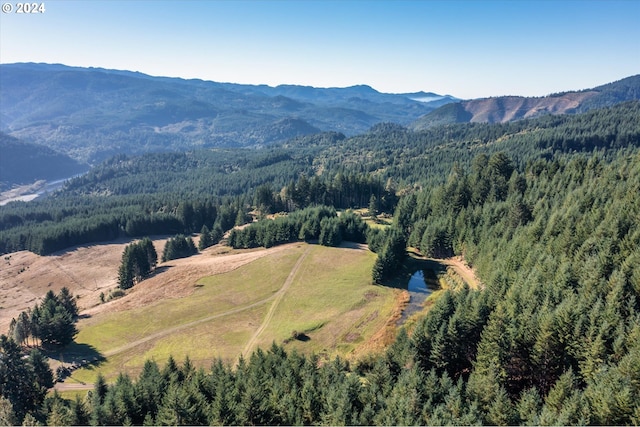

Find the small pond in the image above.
[{"left": 397, "top": 269, "right": 440, "bottom": 325}]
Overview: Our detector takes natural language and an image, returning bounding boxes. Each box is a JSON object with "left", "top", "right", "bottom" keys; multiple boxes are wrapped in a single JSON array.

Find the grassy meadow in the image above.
[{"left": 65, "top": 243, "right": 398, "bottom": 384}]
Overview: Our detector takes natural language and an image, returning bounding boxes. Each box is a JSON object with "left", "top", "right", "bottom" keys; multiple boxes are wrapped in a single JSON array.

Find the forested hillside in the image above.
[
  {"left": 0, "top": 133, "right": 88, "bottom": 191},
  {"left": 1, "top": 100, "right": 639, "bottom": 425},
  {"left": 1, "top": 102, "right": 638, "bottom": 256},
  {"left": 312, "top": 101, "right": 640, "bottom": 186},
  {"left": 3, "top": 147, "right": 638, "bottom": 426}
]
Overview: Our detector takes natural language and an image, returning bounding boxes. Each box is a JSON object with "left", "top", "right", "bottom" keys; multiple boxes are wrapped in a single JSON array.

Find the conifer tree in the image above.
[
  {"left": 118, "top": 238, "right": 157, "bottom": 289},
  {"left": 198, "top": 225, "right": 213, "bottom": 250},
  {"left": 58, "top": 286, "right": 79, "bottom": 319}
]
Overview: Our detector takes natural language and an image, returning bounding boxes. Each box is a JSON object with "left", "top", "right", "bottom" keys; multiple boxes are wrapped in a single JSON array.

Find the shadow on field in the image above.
[
  {"left": 44, "top": 342, "right": 107, "bottom": 384},
  {"left": 148, "top": 265, "right": 171, "bottom": 278},
  {"left": 46, "top": 342, "right": 106, "bottom": 370}
]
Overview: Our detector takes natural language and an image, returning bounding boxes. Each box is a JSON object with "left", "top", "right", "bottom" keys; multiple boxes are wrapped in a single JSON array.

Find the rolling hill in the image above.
[
  {"left": 411, "top": 74, "right": 640, "bottom": 129},
  {"left": 0, "top": 237, "right": 402, "bottom": 383}
]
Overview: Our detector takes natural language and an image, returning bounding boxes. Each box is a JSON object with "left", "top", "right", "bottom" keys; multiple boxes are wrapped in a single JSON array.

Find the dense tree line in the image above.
[
  {"left": 161, "top": 235, "right": 198, "bottom": 262},
  {"left": 8, "top": 288, "right": 78, "bottom": 348},
  {"left": 0, "top": 336, "right": 54, "bottom": 424},
  {"left": 197, "top": 224, "right": 224, "bottom": 250},
  {"left": 227, "top": 206, "right": 368, "bottom": 249},
  {"left": 117, "top": 238, "right": 158, "bottom": 290},
  {"left": 371, "top": 226, "right": 407, "bottom": 283},
  {"left": 1, "top": 344, "right": 495, "bottom": 426},
  {"left": 399, "top": 149, "right": 640, "bottom": 424},
  {"left": 272, "top": 173, "right": 397, "bottom": 214},
  {"left": 0, "top": 146, "right": 303, "bottom": 255},
  {"left": 0, "top": 195, "right": 243, "bottom": 256}
]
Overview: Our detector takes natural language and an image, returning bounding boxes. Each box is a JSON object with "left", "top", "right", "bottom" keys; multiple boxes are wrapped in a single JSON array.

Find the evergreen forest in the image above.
[{"left": 1, "top": 101, "right": 640, "bottom": 425}]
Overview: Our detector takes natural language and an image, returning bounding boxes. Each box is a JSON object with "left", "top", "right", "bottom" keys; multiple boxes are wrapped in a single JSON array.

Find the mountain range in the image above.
[
  {"left": 1, "top": 62, "right": 639, "bottom": 188},
  {"left": 0, "top": 63, "right": 457, "bottom": 164}
]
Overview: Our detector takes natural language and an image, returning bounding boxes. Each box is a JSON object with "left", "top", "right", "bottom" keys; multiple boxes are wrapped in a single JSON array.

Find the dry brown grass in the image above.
[
  {"left": 0, "top": 237, "right": 287, "bottom": 334},
  {"left": 347, "top": 289, "right": 409, "bottom": 361},
  {"left": 1, "top": 239, "right": 132, "bottom": 333}
]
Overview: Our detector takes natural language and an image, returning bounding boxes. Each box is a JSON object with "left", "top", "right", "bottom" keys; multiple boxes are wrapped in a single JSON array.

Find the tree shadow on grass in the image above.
[
  {"left": 44, "top": 342, "right": 107, "bottom": 385},
  {"left": 295, "top": 333, "right": 311, "bottom": 342},
  {"left": 45, "top": 341, "right": 106, "bottom": 369}
]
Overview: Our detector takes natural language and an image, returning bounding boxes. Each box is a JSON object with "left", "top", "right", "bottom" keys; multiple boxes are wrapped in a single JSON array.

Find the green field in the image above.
[{"left": 64, "top": 243, "right": 397, "bottom": 384}]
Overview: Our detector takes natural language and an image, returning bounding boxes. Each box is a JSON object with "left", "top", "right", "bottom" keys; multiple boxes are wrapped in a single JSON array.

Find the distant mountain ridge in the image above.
[
  {"left": 2, "top": 63, "right": 637, "bottom": 165},
  {"left": 0, "top": 63, "right": 458, "bottom": 163},
  {"left": 412, "top": 75, "right": 640, "bottom": 130}
]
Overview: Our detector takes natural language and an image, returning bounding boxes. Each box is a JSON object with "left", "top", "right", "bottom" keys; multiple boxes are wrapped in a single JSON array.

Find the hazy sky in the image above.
[{"left": 1, "top": 0, "right": 638, "bottom": 99}]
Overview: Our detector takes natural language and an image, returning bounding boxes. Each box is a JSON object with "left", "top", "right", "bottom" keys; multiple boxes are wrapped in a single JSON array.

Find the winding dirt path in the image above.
[
  {"left": 54, "top": 294, "right": 277, "bottom": 392},
  {"left": 241, "top": 246, "right": 311, "bottom": 358}
]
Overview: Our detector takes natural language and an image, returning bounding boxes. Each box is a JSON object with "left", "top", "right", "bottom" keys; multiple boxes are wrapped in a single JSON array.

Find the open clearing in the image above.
[
  {"left": 0, "top": 236, "right": 279, "bottom": 334},
  {"left": 2, "top": 234, "right": 480, "bottom": 392},
  {"left": 1, "top": 238, "right": 141, "bottom": 334},
  {"left": 38, "top": 240, "right": 399, "bottom": 388}
]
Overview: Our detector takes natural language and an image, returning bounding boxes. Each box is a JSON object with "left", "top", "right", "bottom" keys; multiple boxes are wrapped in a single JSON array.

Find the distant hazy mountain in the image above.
[
  {"left": 0, "top": 132, "right": 88, "bottom": 191},
  {"left": 411, "top": 75, "right": 640, "bottom": 130},
  {"left": 0, "top": 63, "right": 455, "bottom": 163}
]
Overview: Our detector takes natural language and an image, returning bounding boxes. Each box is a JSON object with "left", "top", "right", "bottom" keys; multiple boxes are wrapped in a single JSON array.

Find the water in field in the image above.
[{"left": 398, "top": 269, "right": 439, "bottom": 325}]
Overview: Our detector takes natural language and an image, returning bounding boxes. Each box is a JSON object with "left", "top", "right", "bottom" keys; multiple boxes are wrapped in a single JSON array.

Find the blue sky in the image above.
[{"left": 1, "top": 0, "right": 638, "bottom": 99}]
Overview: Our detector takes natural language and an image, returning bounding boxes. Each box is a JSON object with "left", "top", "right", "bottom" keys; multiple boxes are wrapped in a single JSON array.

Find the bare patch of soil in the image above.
[
  {"left": 344, "top": 332, "right": 361, "bottom": 343},
  {"left": 0, "top": 239, "right": 133, "bottom": 333},
  {"left": 438, "top": 256, "right": 483, "bottom": 290}
]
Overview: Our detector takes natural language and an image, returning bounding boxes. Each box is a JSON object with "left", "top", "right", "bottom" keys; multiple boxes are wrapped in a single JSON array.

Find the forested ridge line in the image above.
[
  {"left": 311, "top": 100, "right": 640, "bottom": 185},
  {"left": 1, "top": 101, "right": 638, "bottom": 257}
]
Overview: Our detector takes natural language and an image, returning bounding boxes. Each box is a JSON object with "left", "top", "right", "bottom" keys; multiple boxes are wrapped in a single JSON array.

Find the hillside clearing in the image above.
[
  {"left": 4, "top": 235, "right": 482, "bottom": 393},
  {"left": 53, "top": 242, "right": 398, "bottom": 387},
  {"left": 0, "top": 236, "right": 279, "bottom": 334}
]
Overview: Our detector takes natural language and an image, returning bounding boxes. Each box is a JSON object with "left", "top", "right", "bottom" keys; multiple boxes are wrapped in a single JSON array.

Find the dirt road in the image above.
[{"left": 241, "top": 246, "right": 311, "bottom": 358}]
